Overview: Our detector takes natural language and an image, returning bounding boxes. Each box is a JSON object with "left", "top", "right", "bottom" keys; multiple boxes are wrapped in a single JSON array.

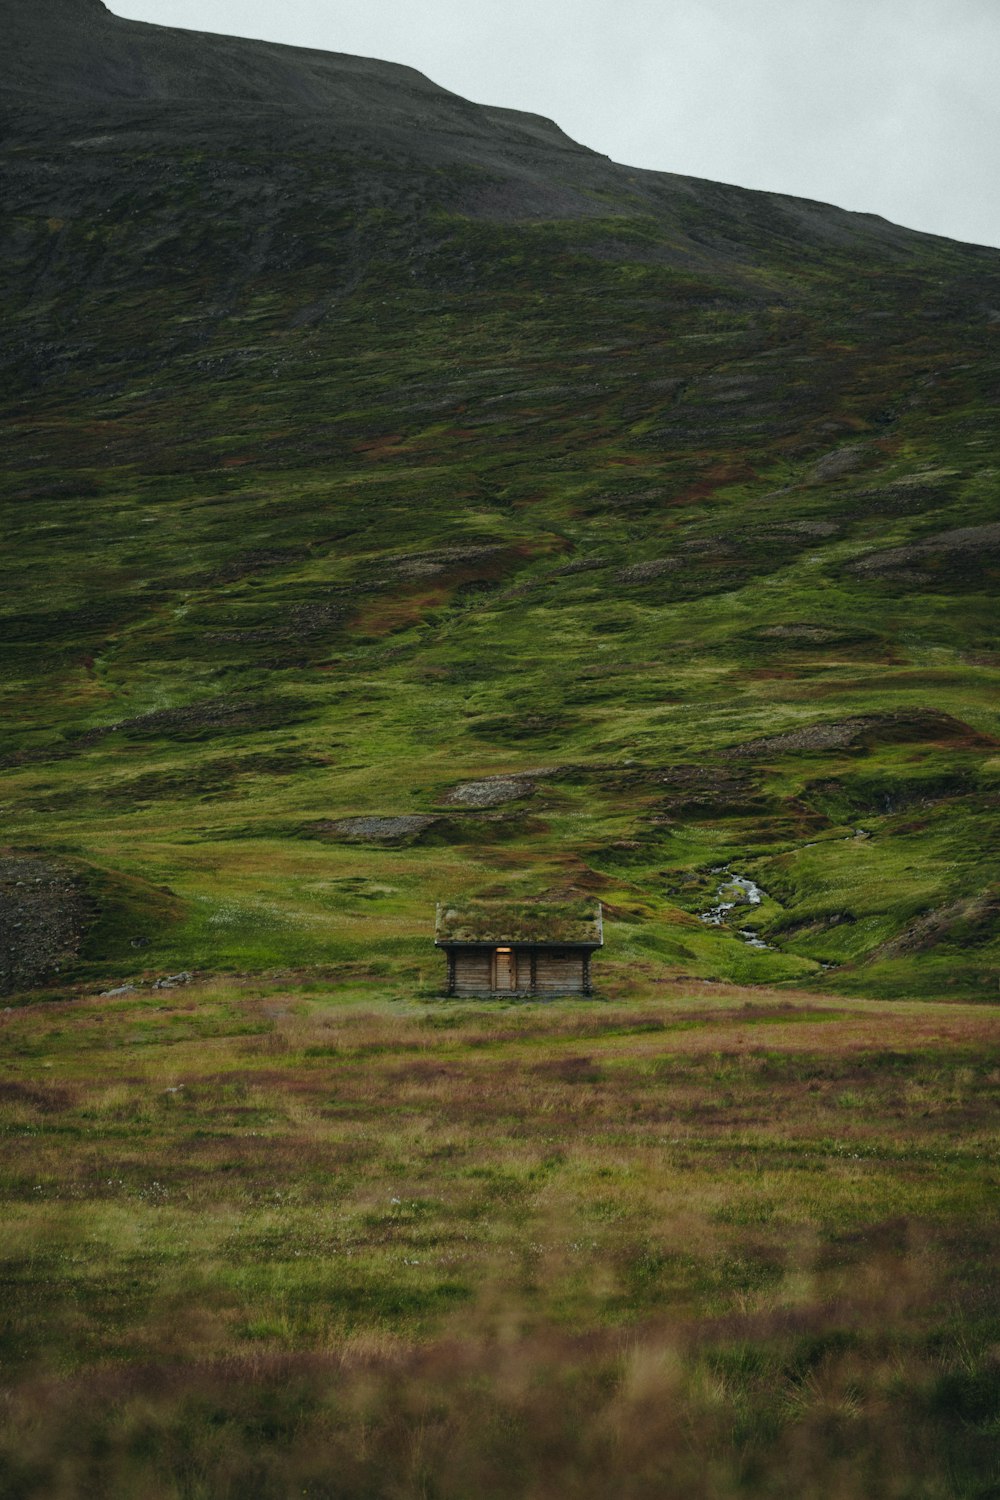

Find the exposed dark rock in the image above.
[
  {"left": 598, "top": 762, "right": 762, "bottom": 812},
  {"left": 847, "top": 522, "right": 1000, "bottom": 589},
  {"left": 806, "top": 444, "right": 871, "bottom": 484},
  {"left": 106, "top": 696, "right": 312, "bottom": 742},
  {"left": 722, "top": 711, "right": 984, "bottom": 758},
  {"left": 616, "top": 559, "right": 682, "bottom": 585},
  {"left": 842, "top": 483, "right": 953, "bottom": 518},
  {"left": 0, "top": 854, "right": 88, "bottom": 994},
  {"left": 755, "top": 624, "right": 859, "bottom": 643},
  {"left": 304, "top": 816, "right": 440, "bottom": 844},
  {"left": 385, "top": 545, "right": 511, "bottom": 581},
  {"left": 438, "top": 777, "right": 536, "bottom": 809},
  {"left": 551, "top": 558, "right": 611, "bottom": 576}
]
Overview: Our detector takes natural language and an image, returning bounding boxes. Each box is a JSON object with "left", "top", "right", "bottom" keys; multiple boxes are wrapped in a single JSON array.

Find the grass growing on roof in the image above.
[{"left": 435, "top": 899, "right": 602, "bottom": 945}]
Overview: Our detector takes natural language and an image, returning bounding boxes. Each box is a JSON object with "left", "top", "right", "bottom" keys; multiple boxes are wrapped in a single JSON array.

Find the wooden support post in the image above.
[
  {"left": 530, "top": 949, "right": 537, "bottom": 996},
  {"left": 583, "top": 952, "right": 592, "bottom": 996}
]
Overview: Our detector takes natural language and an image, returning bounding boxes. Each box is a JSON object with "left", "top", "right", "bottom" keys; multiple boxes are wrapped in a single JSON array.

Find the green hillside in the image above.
[
  {"left": 3, "top": 7, "right": 1000, "bottom": 1496},
  {"left": 3, "top": 0, "right": 999, "bottom": 1003}
]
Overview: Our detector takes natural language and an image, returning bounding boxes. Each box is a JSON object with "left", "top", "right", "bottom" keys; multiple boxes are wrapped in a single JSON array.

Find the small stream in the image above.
[{"left": 700, "top": 871, "right": 773, "bottom": 949}]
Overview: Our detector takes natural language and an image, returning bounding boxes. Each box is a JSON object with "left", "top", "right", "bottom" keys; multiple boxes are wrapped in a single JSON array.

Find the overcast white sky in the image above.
[{"left": 109, "top": 0, "right": 1000, "bottom": 249}]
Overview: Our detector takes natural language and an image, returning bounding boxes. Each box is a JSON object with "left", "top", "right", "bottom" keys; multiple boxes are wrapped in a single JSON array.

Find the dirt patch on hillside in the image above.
[
  {"left": 722, "top": 710, "right": 986, "bottom": 759},
  {"left": 875, "top": 890, "right": 1000, "bottom": 958},
  {"left": 383, "top": 545, "right": 513, "bottom": 581},
  {"left": 616, "top": 558, "right": 682, "bottom": 585},
  {"left": 806, "top": 444, "right": 871, "bottom": 484},
  {"left": 112, "top": 696, "right": 313, "bottom": 741},
  {"left": 596, "top": 763, "right": 765, "bottom": 817},
  {"left": 848, "top": 522, "right": 1000, "bottom": 590},
  {"left": 303, "top": 816, "right": 440, "bottom": 845},
  {"left": 0, "top": 854, "right": 88, "bottom": 994}
]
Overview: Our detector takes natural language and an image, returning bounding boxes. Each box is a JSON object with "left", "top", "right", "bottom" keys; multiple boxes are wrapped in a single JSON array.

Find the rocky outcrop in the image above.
[
  {"left": 438, "top": 777, "right": 536, "bottom": 809},
  {"left": 303, "top": 816, "right": 439, "bottom": 844},
  {"left": 0, "top": 854, "right": 88, "bottom": 994},
  {"left": 722, "top": 711, "right": 985, "bottom": 759},
  {"left": 847, "top": 522, "right": 1000, "bottom": 589}
]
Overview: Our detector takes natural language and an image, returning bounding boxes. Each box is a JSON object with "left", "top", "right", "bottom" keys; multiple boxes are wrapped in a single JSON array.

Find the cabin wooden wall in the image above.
[
  {"left": 445, "top": 946, "right": 592, "bottom": 996},
  {"left": 451, "top": 947, "right": 493, "bottom": 996},
  {"left": 534, "top": 949, "right": 588, "bottom": 995}
]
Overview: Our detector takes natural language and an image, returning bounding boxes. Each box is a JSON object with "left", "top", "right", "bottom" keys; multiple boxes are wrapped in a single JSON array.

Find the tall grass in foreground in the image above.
[
  {"left": 1, "top": 1284, "right": 997, "bottom": 1500},
  {"left": 1, "top": 979, "right": 997, "bottom": 1497}
]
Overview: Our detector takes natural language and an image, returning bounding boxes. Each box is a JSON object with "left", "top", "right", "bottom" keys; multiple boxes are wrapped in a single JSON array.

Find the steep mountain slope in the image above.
[{"left": 2, "top": 0, "right": 999, "bottom": 998}]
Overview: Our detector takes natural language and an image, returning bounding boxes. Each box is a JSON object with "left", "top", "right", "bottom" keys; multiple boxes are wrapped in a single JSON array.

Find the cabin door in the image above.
[{"left": 493, "top": 947, "right": 515, "bottom": 991}]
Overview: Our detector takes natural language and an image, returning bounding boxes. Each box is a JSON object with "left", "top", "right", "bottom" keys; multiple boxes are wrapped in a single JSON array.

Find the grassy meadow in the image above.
[{"left": 0, "top": 974, "right": 998, "bottom": 1496}]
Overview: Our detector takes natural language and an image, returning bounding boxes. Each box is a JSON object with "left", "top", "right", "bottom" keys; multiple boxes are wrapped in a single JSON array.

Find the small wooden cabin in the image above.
[{"left": 435, "top": 901, "right": 603, "bottom": 997}]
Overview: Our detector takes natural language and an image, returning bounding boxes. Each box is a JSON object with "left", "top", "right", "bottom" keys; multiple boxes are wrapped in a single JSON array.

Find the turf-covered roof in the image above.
[{"left": 435, "top": 901, "right": 603, "bottom": 947}]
